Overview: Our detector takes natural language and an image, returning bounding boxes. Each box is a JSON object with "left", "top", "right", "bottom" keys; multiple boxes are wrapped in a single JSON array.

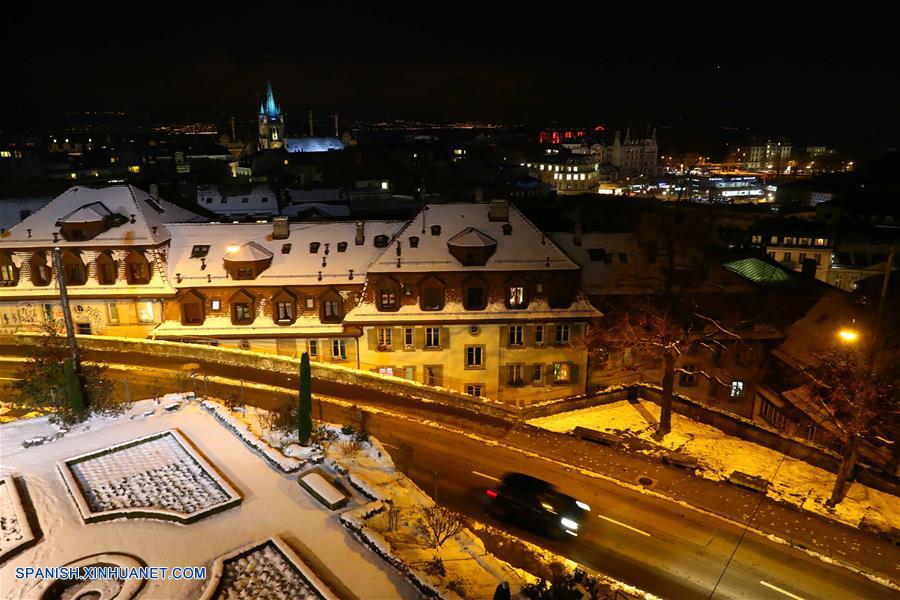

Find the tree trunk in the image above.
[
  {"left": 827, "top": 433, "right": 860, "bottom": 507},
  {"left": 657, "top": 352, "right": 676, "bottom": 439}
]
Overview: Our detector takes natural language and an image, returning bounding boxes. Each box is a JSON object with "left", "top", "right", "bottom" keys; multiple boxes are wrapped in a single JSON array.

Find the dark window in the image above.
[
  {"left": 76, "top": 322, "right": 92, "bottom": 335},
  {"left": 409, "top": 236, "right": 420, "bottom": 248},
  {"left": 679, "top": 365, "right": 697, "bottom": 386},
  {"left": 281, "top": 243, "right": 292, "bottom": 254},
  {"left": 65, "top": 264, "right": 86, "bottom": 285},
  {"left": 191, "top": 245, "right": 210, "bottom": 258},
  {"left": 323, "top": 300, "right": 340, "bottom": 318},
  {"left": 430, "top": 225, "right": 441, "bottom": 236},
  {"left": 421, "top": 285, "right": 443, "bottom": 311},
  {"left": 183, "top": 303, "right": 203, "bottom": 324},
  {"left": 619, "top": 253, "right": 628, "bottom": 263},
  {"left": 309, "top": 242, "right": 320, "bottom": 253},
  {"left": 337, "top": 242, "right": 348, "bottom": 252},
  {"left": 425, "top": 327, "right": 440, "bottom": 348},
  {"left": 508, "top": 325, "right": 523, "bottom": 346},
  {"left": 466, "top": 346, "right": 484, "bottom": 368},
  {"left": 234, "top": 303, "right": 253, "bottom": 323},
  {"left": 587, "top": 248, "right": 607, "bottom": 262},
  {"left": 466, "top": 286, "right": 484, "bottom": 310},
  {"left": 97, "top": 261, "right": 116, "bottom": 285},
  {"left": 236, "top": 267, "right": 254, "bottom": 279},
  {"left": 374, "top": 235, "right": 389, "bottom": 248},
  {"left": 129, "top": 261, "right": 149, "bottom": 284},
  {"left": 501, "top": 223, "right": 512, "bottom": 235}
]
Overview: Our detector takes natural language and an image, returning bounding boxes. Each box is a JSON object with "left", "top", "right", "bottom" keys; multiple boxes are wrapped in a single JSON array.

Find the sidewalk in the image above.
[{"left": 500, "top": 424, "right": 900, "bottom": 585}]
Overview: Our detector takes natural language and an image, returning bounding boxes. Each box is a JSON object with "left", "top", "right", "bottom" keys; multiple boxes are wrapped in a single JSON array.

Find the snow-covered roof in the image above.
[
  {"left": 447, "top": 227, "right": 496, "bottom": 248},
  {"left": 224, "top": 241, "right": 273, "bottom": 262},
  {"left": 0, "top": 197, "right": 52, "bottom": 232},
  {"left": 196, "top": 184, "right": 278, "bottom": 217},
  {"left": 344, "top": 297, "right": 600, "bottom": 325},
  {"left": 59, "top": 203, "right": 111, "bottom": 223},
  {"left": 550, "top": 231, "right": 652, "bottom": 295},
  {"left": 369, "top": 203, "right": 578, "bottom": 273},
  {"left": 0, "top": 185, "right": 175, "bottom": 248},
  {"left": 285, "top": 188, "right": 344, "bottom": 204},
  {"left": 280, "top": 203, "right": 351, "bottom": 219},
  {"left": 167, "top": 221, "right": 405, "bottom": 287}
]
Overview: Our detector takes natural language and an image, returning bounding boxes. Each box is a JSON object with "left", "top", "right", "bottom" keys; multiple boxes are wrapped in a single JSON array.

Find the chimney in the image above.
[
  {"left": 272, "top": 216, "right": 289, "bottom": 240},
  {"left": 474, "top": 187, "right": 484, "bottom": 203},
  {"left": 488, "top": 199, "right": 509, "bottom": 222},
  {"left": 574, "top": 222, "right": 583, "bottom": 246},
  {"left": 308, "top": 110, "right": 315, "bottom": 137},
  {"left": 149, "top": 183, "right": 159, "bottom": 201},
  {"left": 355, "top": 221, "right": 365, "bottom": 245},
  {"left": 334, "top": 113, "right": 340, "bottom": 137}
]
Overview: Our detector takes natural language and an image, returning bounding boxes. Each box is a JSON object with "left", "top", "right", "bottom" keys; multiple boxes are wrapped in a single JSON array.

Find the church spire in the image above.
[{"left": 264, "top": 81, "right": 281, "bottom": 120}]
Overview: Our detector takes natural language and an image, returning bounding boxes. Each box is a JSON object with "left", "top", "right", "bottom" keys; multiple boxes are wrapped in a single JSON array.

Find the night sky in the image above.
[{"left": 4, "top": 2, "right": 899, "bottom": 150}]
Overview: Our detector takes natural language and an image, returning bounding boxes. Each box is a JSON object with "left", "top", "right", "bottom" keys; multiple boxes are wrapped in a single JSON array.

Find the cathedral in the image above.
[{"left": 257, "top": 81, "right": 285, "bottom": 150}]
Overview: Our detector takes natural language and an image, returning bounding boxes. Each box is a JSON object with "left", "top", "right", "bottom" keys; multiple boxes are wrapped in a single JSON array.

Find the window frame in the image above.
[
  {"left": 332, "top": 338, "right": 347, "bottom": 360},
  {"left": 465, "top": 345, "right": 484, "bottom": 369},
  {"left": 425, "top": 326, "right": 441, "bottom": 349}
]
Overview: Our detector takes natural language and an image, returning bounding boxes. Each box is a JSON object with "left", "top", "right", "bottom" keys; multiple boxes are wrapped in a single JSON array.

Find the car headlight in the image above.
[
  {"left": 560, "top": 517, "right": 579, "bottom": 530},
  {"left": 575, "top": 500, "right": 590, "bottom": 512}
]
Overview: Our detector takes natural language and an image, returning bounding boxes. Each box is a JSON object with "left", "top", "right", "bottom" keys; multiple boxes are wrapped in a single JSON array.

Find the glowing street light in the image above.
[{"left": 837, "top": 328, "right": 860, "bottom": 343}]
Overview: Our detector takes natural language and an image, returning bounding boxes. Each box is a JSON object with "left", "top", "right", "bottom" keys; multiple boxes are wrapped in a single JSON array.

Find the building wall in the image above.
[
  {"left": 0, "top": 298, "right": 161, "bottom": 338},
  {"left": 358, "top": 322, "right": 587, "bottom": 405}
]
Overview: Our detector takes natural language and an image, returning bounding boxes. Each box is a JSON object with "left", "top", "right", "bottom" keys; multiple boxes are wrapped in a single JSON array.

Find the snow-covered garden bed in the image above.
[
  {"left": 528, "top": 399, "right": 900, "bottom": 531},
  {"left": 0, "top": 476, "right": 36, "bottom": 564},
  {"left": 201, "top": 400, "right": 322, "bottom": 473},
  {"left": 199, "top": 536, "right": 338, "bottom": 600},
  {"left": 24, "top": 552, "right": 146, "bottom": 600},
  {"left": 57, "top": 429, "right": 242, "bottom": 524},
  {"left": 298, "top": 469, "right": 349, "bottom": 510}
]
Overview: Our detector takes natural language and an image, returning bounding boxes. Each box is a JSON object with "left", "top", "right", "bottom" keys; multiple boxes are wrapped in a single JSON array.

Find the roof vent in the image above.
[
  {"left": 430, "top": 225, "right": 441, "bottom": 236},
  {"left": 281, "top": 243, "right": 292, "bottom": 254},
  {"left": 374, "top": 234, "right": 389, "bottom": 248},
  {"left": 337, "top": 241, "right": 348, "bottom": 252},
  {"left": 130, "top": 214, "right": 136, "bottom": 224},
  {"left": 272, "top": 216, "right": 290, "bottom": 240},
  {"left": 502, "top": 223, "right": 513, "bottom": 236},
  {"left": 488, "top": 199, "right": 509, "bottom": 222},
  {"left": 309, "top": 242, "right": 320, "bottom": 253},
  {"left": 355, "top": 221, "right": 365, "bottom": 245},
  {"left": 349, "top": 269, "right": 354, "bottom": 280},
  {"left": 409, "top": 235, "right": 419, "bottom": 248}
]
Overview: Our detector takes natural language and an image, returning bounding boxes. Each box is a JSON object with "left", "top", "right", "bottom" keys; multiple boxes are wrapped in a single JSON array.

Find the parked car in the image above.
[{"left": 485, "top": 472, "right": 590, "bottom": 537}]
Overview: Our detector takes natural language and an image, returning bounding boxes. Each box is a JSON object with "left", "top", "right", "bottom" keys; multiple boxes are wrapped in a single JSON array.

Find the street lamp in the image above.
[{"left": 837, "top": 328, "right": 860, "bottom": 344}]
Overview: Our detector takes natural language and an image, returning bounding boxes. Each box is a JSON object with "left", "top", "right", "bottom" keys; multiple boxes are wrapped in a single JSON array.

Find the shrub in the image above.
[
  {"left": 422, "top": 557, "right": 446, "bottom": 577},
  {"left": 419, "top": 505, "right": 465, "bottom": 549},
  {"left": 446, "top": 578, "right": 466, "bottom": 597},
  {"left": 341, "top": 424, "right": 356, "bottom": 436},
  {"left": 338, "top": 438, "right": 362, "bottom": 458}
]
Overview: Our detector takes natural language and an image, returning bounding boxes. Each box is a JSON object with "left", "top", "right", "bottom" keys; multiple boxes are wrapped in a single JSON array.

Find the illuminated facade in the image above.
[{"left": 525, "top": 151, "right": 601, "bottom": 195}]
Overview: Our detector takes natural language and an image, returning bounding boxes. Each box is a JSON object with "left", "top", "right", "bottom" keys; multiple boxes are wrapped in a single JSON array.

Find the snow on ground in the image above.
[
  {"left": 65, "top": 431, "right": 233, "bottom": 516},
  {"left": 0, "top": 398, "right": 415, "bottom": 599},
  {"left": 1, "top": 476, "right": 34, "bottom": 560},
  {"left": 325, "top": 431, "right": 536, "bottom": 599},
  {"left": 528, "top": 399, "right": 900, "bottom": 531}
]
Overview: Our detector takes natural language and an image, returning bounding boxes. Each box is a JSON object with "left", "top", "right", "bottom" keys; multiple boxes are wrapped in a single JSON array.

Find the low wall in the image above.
[{"left": 3, "top": 333, "right": 517, "bottom": 421}]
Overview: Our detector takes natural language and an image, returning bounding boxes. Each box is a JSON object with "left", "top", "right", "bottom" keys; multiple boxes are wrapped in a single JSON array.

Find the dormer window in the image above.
[
  {"left": 29, "top": 253, "right": 51, "bottom": 286},
  {"left": 230, "top": 289, "right": 256, "bottom": 325},
  {"left": 125, "top": 250, "right": 151, "bottom": 285},
  {"left": 224, "top": 242, "right": 273, "bottom": 280},
  {"left": 309, "top": 242, "right": 320, "bottom": 253},
  {"left": 447, "top": 227, "right": 497, "bottom": 266},
  {"left": 61, "top": 250, "right": 86, "bottom": 286},
  {"left": 95, "top": 252, "right": 117, "bottom": 285},
  {"left": 180, "top": 289, "right": 205, "bottom": 325},
  {"left": 319, "top": 288, "right": 343, "bottom": 323},
  {"left": 508, "top": 286, "right": 525, "bottom": 308},
  {"left": 430, "top": 225, "right": 441, "bottom": 236},
  {"left": 374, "top": 235, "right": 389, "bottom": 248},
  {"left": 419, "top": 275, "right": 445, "bottom": 311},
  {"left": 409, "top": 236, "right": 420, "bottom": 248},
  {"left": 462, "top": 274, "right": 487, "bottom": 310},
  {"left": 271, "top": 288, "right": 297, "bottom": 325},
  {"left": 0, "top": 253, "right": 17, "bottom": 286}
]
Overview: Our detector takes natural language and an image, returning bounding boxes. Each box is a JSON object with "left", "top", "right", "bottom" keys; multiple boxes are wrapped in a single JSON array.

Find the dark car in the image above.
[{"left": 485, "top": 473, "right": 590, "bottom": 538}]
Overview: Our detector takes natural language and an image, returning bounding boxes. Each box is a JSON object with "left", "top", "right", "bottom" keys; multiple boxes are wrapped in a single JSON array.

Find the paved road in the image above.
[{"left": 1, "top": 355, "right": 897, "bottom": 599}]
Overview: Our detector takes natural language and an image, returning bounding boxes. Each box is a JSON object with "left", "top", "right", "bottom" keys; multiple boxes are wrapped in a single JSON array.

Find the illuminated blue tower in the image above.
[{"left": 258, "top": 81, "right": 285, "bottom": 150}]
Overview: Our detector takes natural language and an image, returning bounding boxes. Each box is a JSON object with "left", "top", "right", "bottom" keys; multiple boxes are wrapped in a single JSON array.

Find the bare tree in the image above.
[
  {"left": 419, "top": 505, "right": 465, "bottom": 548},
  {"left": 804, "top": 352, "right": 899, "bottom": 506}
]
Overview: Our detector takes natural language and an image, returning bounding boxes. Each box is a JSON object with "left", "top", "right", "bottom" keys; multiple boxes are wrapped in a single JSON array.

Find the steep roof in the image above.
[
  {"left": 0, "top": 185, "right": 198, "bottom": 248},
  {"left": 368, "top": 203, "right": 578, "bottom": 273}
]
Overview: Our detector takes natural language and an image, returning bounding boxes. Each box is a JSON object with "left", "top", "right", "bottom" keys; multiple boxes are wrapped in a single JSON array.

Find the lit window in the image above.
[
  {"left": 332, "top": 339, "right": 347, "bottom": 360},
  {"left": 553, "top": 362, "right": 571, "bottom": 383},
  {"left": 377, "top": 327, "right": 392, "bottom": 349},
  {"left": 379, "top": 289, "right": 397, "bottom": 309},
  {"left": 212, "top": 299, "right": 221, "bottom": 311},
  {"left": 137, "top": 301, "right": 155, "bottom": 323},
  {"left": 508, "top": 286, "right": 525, "bottom": 308},
  {"left": 0, "top": 264, "right": 15, "bottom": 282},
  {"left": 466, "top": 345, "right": 484, "bottom": 368},
  {"left": 425, "top": 327, "right": 440, "bottom": 349},
  {"left": 306, "top": 297, "right": 315, "bottom": 309},
  {"left": 730, "top": 381, "right": 745, "bottom": 399}
]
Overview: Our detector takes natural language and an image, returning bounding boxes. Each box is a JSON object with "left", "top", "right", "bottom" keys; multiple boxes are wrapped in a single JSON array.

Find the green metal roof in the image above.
[{"left": 723, "top": 257, "right": 796, "bottom": 286}]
